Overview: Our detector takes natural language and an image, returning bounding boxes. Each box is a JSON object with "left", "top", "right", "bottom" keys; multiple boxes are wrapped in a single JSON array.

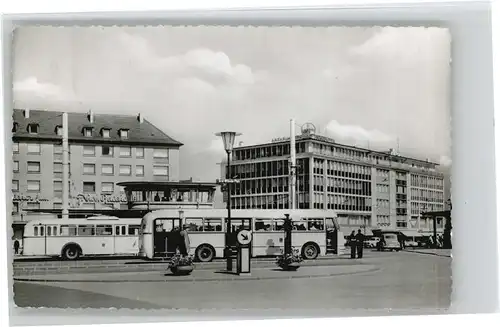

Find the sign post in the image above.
[{"left": 236, "top": 229, "right": 252, "bottom": 276}]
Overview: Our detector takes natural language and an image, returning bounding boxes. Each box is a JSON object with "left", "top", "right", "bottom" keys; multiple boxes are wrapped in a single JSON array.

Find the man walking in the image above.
[
  {"left": 348, "top": 230, "right": 357, "bottom": 259},
  {"left": 13, "top": 239, "right": 20, "bottom": 255},
  {"left": 356, "top": 229, "right": 365, "bottom": 258}
]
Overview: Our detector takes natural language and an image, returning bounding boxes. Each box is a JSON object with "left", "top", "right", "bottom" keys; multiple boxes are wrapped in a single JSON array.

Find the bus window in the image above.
[
  {"left": 307, "top": 218, "right": 324, "bottom": 231},
  {"left": 203, "top": 218, "right": 222, "bottom": 232},
  {"left": 254, "top": 219, "right": 272, "bottom": 232},
  {"left": 325, "top": 218, "right": 336, "bottom": 231},
  {"left": 34, "top": 226, "right": 38, "bottom": 236},
  {"left": 295, "top": 219, "right": 308, "bottom": 231},
  {"left": 40, "top": 226, "right": 45, "bottom": 237},
  {"left": 185, "top": 218, "right": 203, "bottom": 232},
  {"left": 121, "top": 226, "right": 126, "bottom": 235},
  {"left": 52, "top": 226, "right": 58, "bottom": 236},
  {"left": 96, "top": 225, "right": 113, "bottom": 235},
  {"left": 128, "top": 225, "right": 140, "bottom": 236},
  {"left": 273, "top": 218, "right": 285, "bottom": 231},
  {"left": 78, "top": 225, "right": 95, "bottom": 236},
  {"left": 61, "top": 225, "right": 78, "bottom": 236},
  {"left": 47, "top": 227, "right": 52, "bottom": 236},
  {"left": 155, "top": 218, "right": 181, "bottom": 232}
]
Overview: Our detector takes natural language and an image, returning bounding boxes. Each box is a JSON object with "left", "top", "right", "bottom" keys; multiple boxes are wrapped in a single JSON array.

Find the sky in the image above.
[{"left": 12, "top": 26, "right": 452, "bottom": 187}]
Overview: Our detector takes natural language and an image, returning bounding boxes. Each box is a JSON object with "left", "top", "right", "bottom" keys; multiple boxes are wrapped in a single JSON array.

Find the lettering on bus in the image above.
[
  {"left": 13, "top": 194, "right": 50, "bottom": 203},
  {"left": 74, "top": 193, "right": 127, "bottom": 204}
]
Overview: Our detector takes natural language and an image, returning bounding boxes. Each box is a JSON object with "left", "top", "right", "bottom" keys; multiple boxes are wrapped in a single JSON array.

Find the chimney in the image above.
[
  {"left": 88, "top": 110, "right": 94, "bottom": 123},
  {"left": 239, "top": 141, "right": 244, "bottom": 146},
  {"left": 24, "top": 109, "right": 30, "bottom": 118},
  {"left": 138, "top": 113, "right": 144, "bottom": 123}
]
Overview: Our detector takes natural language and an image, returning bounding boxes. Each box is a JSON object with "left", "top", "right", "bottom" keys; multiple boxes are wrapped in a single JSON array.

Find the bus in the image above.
[
  {"left": 22, "top": 215, "right": 142, "bottom": 260},
  {"left": 139, "top": 209, "right": 344, "bottom": 262}
]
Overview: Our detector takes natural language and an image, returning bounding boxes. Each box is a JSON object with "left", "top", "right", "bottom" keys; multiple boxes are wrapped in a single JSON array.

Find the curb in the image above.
[
  {"left": 403, "top": 250, "right": 451, "bottom": 258},
  {"left": 13, "top": 267, "right": 381, "bottom": 283}
]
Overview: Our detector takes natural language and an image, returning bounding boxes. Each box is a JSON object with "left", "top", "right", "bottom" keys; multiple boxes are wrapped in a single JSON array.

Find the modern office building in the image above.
[
  {"left": 11, "top": 108, "right": 183, "bottom": 224},
  {"left": 220, "top": 128, "right": 446, "bottom": 236}
]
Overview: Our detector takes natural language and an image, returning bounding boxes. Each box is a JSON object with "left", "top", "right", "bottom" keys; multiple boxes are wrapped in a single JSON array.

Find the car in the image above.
[
  {"left": 379, "top": 233, "right": 402, "bottom": 251},
  {"left": 364, "top": 237, "right": 380, "bottom": 248},
  {"left": 404, "top": 237, "right": 418, "bottom": 248}
]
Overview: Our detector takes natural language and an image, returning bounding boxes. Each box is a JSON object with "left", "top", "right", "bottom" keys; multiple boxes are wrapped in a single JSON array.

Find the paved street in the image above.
[{"left": 13, "top": 250, "right": 451, "bottom": 311}]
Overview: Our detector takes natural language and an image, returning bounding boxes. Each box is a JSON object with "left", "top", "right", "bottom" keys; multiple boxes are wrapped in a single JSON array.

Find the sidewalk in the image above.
[{"left": 14, "top": 264, "right": 379, "bottom": 283}]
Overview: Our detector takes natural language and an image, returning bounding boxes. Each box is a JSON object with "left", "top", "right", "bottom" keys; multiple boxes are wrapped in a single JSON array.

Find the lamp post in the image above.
[{"left": 216, "top": 131, "right": 241, "bottom": 272}]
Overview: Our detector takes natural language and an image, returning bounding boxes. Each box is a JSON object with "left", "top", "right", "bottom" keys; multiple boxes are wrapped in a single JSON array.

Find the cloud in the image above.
[
  {"left": 13, "top": 77, "right": 66, "bottom": 99},
  {"left": 439, "top": 155, "right": 452, "bottom": 167},
  {"left": 325, "top": 119, "right": 396, "bottom": 147}
]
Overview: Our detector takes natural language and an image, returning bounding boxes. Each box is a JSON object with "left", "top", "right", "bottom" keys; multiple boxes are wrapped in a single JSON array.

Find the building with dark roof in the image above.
[
  {"left": 220, "top": 129, "right": 446, "bottom": 236},
  {"left": 11, "top": 108, "right": 183, "bottom": 225}
]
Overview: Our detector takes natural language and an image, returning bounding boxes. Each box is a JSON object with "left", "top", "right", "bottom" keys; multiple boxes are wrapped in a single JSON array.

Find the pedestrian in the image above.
[
  {"left": 13, "top": 239, "right": 20, "bottom": 255},
  {"left": 356, "top": 229, "right": 365, "bottom": 258},
  {"left": 179, "top": 224, "right": 190, "bottom": 256},
  {"left": 348, "top": 230, "right": 357, "bottom": 259}
]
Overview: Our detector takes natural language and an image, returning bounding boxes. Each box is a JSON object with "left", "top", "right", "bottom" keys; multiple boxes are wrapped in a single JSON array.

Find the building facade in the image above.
[
  {"left": 11, "top": 109, "right": 183, "bottom": 223},
  {"left": 221, "top": 131, "right": 446, "bottom": 235}
]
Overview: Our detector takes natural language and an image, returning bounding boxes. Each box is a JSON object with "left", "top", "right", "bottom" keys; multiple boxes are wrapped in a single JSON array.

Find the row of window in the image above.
[
  {"left": 410, "top": 202, "right": 445, "bottom": 215},
  {"left": 410, "top": 174, "right": 444, "bottom": 190},
  {"left": 13, "top": 122, "right": 131, "bottom": 140},
  {"left": 410, "top": 188, "right": 445, "bottom": 202},
  {"left": 13, "top": 142, "right": 169, "bottom": 160},
  {"left": 313, "top": 176, "right": 372, "bottom": 196},
  {"left": 376, "top": 215, "right": 390, "bottom": 224},
  {"left": 233, "top": 142, "right": 307, "bottom": 161},
  {"left": 33, "top": 224, "right": 140, "bottom": 237},
  {"left": 129, "top": 190, "right": 214, "bottom": 203},
  {"left": 230, "top": 193, "right": 310, "bottom": 210},
  {"left": 229, "top": 176, "right": 309, "bottom": 195}
]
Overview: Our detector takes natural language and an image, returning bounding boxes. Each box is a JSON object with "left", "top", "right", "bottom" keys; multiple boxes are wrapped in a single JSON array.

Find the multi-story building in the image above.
[
  {"left": 220, "top": 130, "right": 446, "bottom": 235},
  {"left": 11, "top": 108, "right": 183, "bottom": 224}
]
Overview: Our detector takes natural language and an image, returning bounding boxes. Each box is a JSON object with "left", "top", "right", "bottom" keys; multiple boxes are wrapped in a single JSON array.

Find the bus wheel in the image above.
[
  {"left": 302, "top": 242, "right": 319, "bottom": 260},
  {"left": 195, "top": 244, "right": 215, "bottom": 262},
  {"left": 62, "top": 244, "right": 81, "bottom": 260}
]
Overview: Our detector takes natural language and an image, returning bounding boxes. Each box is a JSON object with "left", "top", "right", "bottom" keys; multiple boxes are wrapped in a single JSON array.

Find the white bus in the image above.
[
  {"left": 140, "top": 209, "right": 344, "bottom": 262},
  {"left": 22, "top": 216, "right": 142, "bottom": 260}
]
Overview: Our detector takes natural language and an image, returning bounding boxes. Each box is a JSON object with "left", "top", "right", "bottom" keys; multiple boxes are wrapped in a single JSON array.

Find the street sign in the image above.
[{"left": 236, "top": 229, "right": 252, "bottom": 245}]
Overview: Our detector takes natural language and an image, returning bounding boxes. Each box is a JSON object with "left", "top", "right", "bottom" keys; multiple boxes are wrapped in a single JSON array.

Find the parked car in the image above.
[
  {"left": 404, "top": 236, "right": 419, "bottom": 248},
  {"left": 364, "top": 237, "right": 380, "bottom": 248}
]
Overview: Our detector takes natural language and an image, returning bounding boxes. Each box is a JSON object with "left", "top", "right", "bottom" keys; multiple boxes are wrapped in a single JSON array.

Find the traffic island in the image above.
[{"left": 14, "top": 264, "right": 380, "bottom": 283}]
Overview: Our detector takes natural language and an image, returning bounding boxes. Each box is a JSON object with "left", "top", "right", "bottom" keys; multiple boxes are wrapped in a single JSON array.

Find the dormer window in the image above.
[
  {"left": 27, "top": 123, "right": 39, "bottom": 134},
  {"left": 101, "top": 128, "right": 111, "bottom": 138},
  {"left": 55, "top": 125, "right": 63, "bottom": 136},
  {"left": 119, "top": 129, "right": 129, "bottom": 139},
  {"left": 82, "top": 127, "right": 93, "bottom": 137}
]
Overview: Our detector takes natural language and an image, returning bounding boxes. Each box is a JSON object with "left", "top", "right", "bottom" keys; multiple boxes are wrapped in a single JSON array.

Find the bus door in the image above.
[
  {"left": 45, "top": 225, "right": 58, "bottom": 255},
  {"left": 37, "top": 224, "right": 47, "bottom": 255},
  {"left": 325, "top": 217, "right": 338, "bottom": 254},
  {"left": 228, "top": 218, "right": 252, "bottom": 255},
  {"left": 114, "top": 225, "right": 130, "bottom": 255},
  {"left": 153, "top": 218, "right": 182, "bottom": 258}
]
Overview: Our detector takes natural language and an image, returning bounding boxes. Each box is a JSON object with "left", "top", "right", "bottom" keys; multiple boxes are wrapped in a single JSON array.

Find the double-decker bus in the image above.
[
  {"left": 22, "top": 215, "right": 142, "bottom": 260},
  {"left": 140, "top": 209, "right": 344, "bottom": 262}
]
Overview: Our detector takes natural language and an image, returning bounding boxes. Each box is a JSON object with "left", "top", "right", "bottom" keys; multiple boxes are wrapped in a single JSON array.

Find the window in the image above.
[
  {"left": 153, "top": 148, "right": 168, "bottom": 159},
  {"left": 83, "top": 182, "right": 96, "bottom": 193},
  {"left": 54, "top": 162, "right": 63, "bottom": 173},
  {"left": 128, "top": 225, "right": 140, "bottom": 236},
  {"left": 185, "top": 218, "right": 203, "bottom": 232},
  {"left": 254, "top": 219, "right": 273, "bottom": 232},
  {"left": 27, "top": 161, "right": 41, "bottom": 173},
  {"left": 83, "top": 163, "right": 96, "bottom": 175},
  {"left": 53, "top": 203, "right": 62, "bottom": 209},
  {"left": 101, "top": 164, "right": 114, "bottom": 175},
  {"left": 116, "top": 225, "right": 127, "bottom": 235},
  {"left": 27, "top": 143, "right": 41, "bottom": 154},
  {"left": 102, "top": 145, "right": 113, "bottom": 156},
  {"left": 26, "top": 202, "right": 40, "bottom": 210},
  {"left": 12, "top": 142, "right": 19, "bottom": 153},
  {"left": 203, "top": 218, "right": 222, "bottom": 232},
  {"left": 55, "top": 126, "right": 63, "bottom": 136},
  {"left": 54, "top": 144, "right": 63, "bottom": 154},
  {"left": 83, "top": 127, "right": 93, "bottom": 137},
  {"left": 135, "top": 165, "right": 144, "bottom": 176},
  {"left": 12, "top": 202, "right": 19, "bottom": 214},
  {"left": 119, "top": 129, "right": 129, "bottom": 139},
  {"left": 12, "top": 180, "right": 19, "bottom": 192},
  {"left": 60, "top": 225, "right": 77, "bottom": 236},
  {"left": 101, "top": 182, "right": 114, "bottom": 194},
  {"left": 101, "top": 129, "right": 111, "bottom": 138},
  {"left": 53, "top": 181, "right": 62, "bottom": 196},
  {"left": 83, "top": 145, "right": 95, "bottom": 156},
  {"left": 136, "top": 147, "right": 144, "bottom": 158},
  {"left": 119, "top": 165, "right": 132, "bottom": 176},
  {"left": 81, "top": 203, "right": 96, "bottom": 209},
  {"left": 78, "top": 225, "right": 95, "bottom": 236},
  {"left": 96, "top": 225, "right": 113, "bottom": 235},
  {"left": 153, "top": 165, "right": 168, "bottom": 176},
  {"left": 119, "top": 146, "right": 131, "bottom": 157},
  {"left": 13, "top": 161, "right": 19, "bottom": 172},
  {"left": 27, "top": 124, "right": 39, "bottom": 134}
]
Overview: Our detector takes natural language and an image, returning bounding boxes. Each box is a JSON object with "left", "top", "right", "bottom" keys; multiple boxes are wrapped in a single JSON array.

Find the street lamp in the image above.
[{"left": 216, "top": 131, "right": 241, "bottom": 272}]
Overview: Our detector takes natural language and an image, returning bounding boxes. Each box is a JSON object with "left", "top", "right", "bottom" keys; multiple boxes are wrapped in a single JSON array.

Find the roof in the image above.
[
  {"left": 117, "top": 181, "right": 218, "bottom": 191},
  {"left": 234, "top": 133, "right": 439, "bottom": 166},
  {"left": 12, "top": 109, "right": 183, "bottom": 147}
]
